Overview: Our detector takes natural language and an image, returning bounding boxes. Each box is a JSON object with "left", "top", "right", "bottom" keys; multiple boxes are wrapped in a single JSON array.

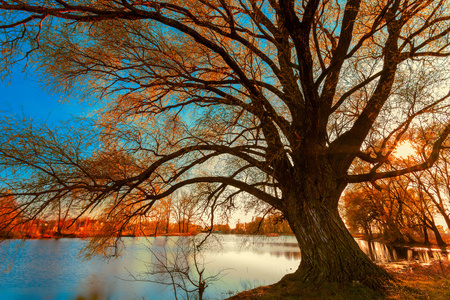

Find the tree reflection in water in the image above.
[
  {"left": 270, "top": 251, "right": 301, "bottom": 260},
  {"left": 356, "top": 239, "right": 450, "bottom": 263},
  {"left": 127, "top": 235, "right": 230, "bottom": 300},
  {"left": 5, "top": 235, "right": 448, "bottom": 299}
]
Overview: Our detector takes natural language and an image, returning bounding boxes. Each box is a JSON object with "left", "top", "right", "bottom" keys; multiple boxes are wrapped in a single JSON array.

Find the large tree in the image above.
[{"left": 1, "top": 0, "right": 450, "bottom": 290}]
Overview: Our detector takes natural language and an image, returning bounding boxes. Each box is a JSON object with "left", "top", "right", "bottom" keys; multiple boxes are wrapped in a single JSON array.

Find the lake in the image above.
[
  {"left": 1, "top": 235, "right": 448, "bottom": 300},
  {"left": 0, "top": 235, "right": 300, "bottom": 300}
]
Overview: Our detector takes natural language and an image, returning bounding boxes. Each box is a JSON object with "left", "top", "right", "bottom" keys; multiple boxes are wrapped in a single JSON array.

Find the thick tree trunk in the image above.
[
  {"left": 275, "top": 153, "right": 392, "bottom": 290},
  {"left": 282, "top": 199, "right": 391, "bottom": 289}
]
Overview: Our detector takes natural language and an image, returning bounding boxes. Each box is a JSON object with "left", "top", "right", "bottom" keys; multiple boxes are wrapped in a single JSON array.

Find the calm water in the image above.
[
  {"left": 0, "top": 235, "right": 300, "bottom": 300},
  {"left": 1, "top": 235, "right": 448, "bottom": 300},
  {"left": 355, "top": 239, "right": 450, "bottom": 263}
]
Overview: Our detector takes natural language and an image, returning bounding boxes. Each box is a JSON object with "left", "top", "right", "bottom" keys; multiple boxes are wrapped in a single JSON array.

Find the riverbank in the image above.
[
  {"left": 227, "top": 260, "right": 450, "bottom": 299},
  {"left": 352, "top": 232, "right": 450, "bottom": 249},
  {"left": 1, "top": 231, "right": 199, "bottom": 240}
]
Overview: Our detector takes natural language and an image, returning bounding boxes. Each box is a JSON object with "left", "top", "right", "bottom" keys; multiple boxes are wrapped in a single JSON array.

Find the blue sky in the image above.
[
  {"left": 0, "top": 65, "right": 254, "bottom": 226},
  {"left": 0, "top": 66, "right": 86, "bottom": 123}
]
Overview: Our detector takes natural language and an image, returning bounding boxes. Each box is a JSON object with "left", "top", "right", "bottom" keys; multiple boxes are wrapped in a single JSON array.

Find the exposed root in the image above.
[{"left": 277, "top": 259, "right": 393, "bottom": 292}]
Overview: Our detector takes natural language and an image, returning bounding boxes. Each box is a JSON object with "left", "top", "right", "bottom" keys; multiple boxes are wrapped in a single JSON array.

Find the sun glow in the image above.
[{"left": 393, "top": 142, "right": 417, "bottom": 159}]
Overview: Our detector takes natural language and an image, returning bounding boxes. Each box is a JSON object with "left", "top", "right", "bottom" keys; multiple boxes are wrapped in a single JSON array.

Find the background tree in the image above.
[
  {"left": 341, "top": 188, "right": 380, "bottom": 240},
  {"left": 212, "top": 223, "right": 231, "bottom": 234},
  {"left": 409, "top": 149, "right": 450, "bottom": 233},
  {"left": 173, "top": 191, "right": 201, "bottom": 234},
  {"left": 343, "top": 175, "right": 448, "bottom": 247},
  {"left": 343, "top": 180, "right": 416, "bottom": 243},
  {"left": 0, "top": 193, "right": 21, "bottom": 238},
  {"left": 162, "top": 195, "right": 173, "bottom": 234},
  {"left": 146, "top": 201, "right": 167, "bottom": 236},
  {"left": 1, "top": 0, "right": 450, "bottom": 290}
]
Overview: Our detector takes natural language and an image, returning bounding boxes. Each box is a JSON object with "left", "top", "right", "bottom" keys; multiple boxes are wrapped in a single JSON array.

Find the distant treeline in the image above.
[
  {"left": 0, "top": 217, "right": 204, "bottom": 239},
  {"left": 1, "top": 192, "right": 292, "bottom": 239},
  {"left": 213, "top": 215, "right": 293, "bottom": 235},
  {"left": 1, "top": 215, "right": 292, "bottom": 239}
]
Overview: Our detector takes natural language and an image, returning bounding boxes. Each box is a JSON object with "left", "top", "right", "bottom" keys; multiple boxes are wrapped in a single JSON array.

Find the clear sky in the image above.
[
  {"left": 0, "top": 65, "right": 255, "bottom": 227},
  {"left": 0, "top": 66, "right": 86, "bottom": 122}
]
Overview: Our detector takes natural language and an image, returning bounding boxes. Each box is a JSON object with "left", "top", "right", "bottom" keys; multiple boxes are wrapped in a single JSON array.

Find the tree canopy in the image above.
[{"left": 1, "top": 0, "right": 450, "bottom": 290}]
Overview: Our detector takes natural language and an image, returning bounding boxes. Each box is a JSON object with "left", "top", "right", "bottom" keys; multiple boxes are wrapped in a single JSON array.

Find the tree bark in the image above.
[
  {"left": 423, "top": 221, "right": 430, "bottom": 246},
  {"left": 153, "top": 221, "right": 159, "bottom": 236},
  {"left": 432, "top": 201, "right": 450, "bottom": 235},
  {"left": 281, "top": 191, "right": 391, "bottom": 289},
  {"left": 165, "top": 214, "right": 170, "bottom": 234},
  {"left": 428, "top": 221, "right": 447, "bottom": 248}
]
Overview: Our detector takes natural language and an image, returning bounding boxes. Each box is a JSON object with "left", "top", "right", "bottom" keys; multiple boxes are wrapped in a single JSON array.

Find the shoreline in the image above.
[{"left": 4, "top": 232, "right": 449, "bottom": 250}]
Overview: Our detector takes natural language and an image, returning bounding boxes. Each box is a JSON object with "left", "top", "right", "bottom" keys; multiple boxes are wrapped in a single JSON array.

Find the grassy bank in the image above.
[{"left": 228, "top": 261, "right": 450, "bottom": 300}]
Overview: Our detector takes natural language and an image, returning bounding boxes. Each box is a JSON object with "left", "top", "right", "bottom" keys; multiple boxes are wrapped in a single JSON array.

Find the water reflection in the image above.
[
  {"left": 3, "top": 235, "right": 448, "bottom": 300},
  {"left": 0, "top": 235, "right": 300, "bottom": 300},
  {"left": 270, "top": 251, "right": 301, "bottom": 260},
  {"left": 356, "top": 239, "right": 449, "bottom": 263},
  {"left": 228, "top": 235, "right": 300, "bottom": 261}
]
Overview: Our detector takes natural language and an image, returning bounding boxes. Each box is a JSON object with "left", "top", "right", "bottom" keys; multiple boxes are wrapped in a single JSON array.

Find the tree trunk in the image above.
[
  {"left": 423, "top": 220, "right": 430, "bottom": 245},
  {"left": 282, "top": 199, "right": 391, "bottom": 289},
  {"left": 186, "top": 217, "right": 191, "bottom": 233},
  {"left": 57, "top": 200, "right": 62, "bottom": 236},
  {"left": 433, "top": 202, "right": 450, "bottom": 234},
  {"left": 428, "top": 221, "right": 447, "bottom": 248},
  {"left": 154, "top": 221, "right": 159, "bottom": 236},
  {"left": 165, "top": 214, "right": 170, "bottom": 234}
]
